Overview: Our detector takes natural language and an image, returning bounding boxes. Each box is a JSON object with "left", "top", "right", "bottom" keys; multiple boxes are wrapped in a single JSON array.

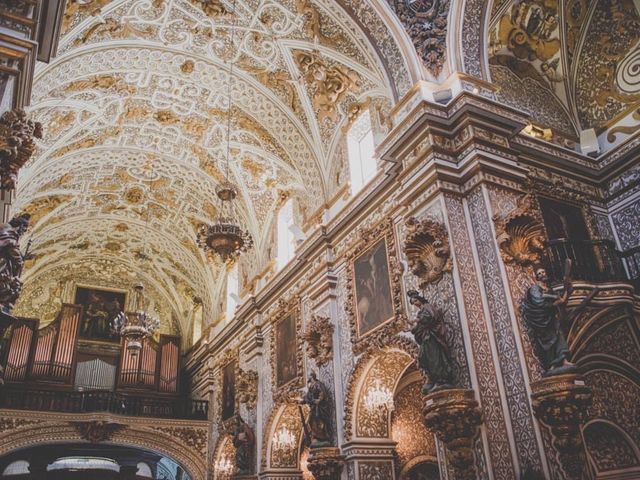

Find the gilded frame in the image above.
[
  {"left": 345, "top": 218, "right": 407, "bottom": 354},
  {"left": 269, "top": 297, "right": 303, "bottom": 403}
]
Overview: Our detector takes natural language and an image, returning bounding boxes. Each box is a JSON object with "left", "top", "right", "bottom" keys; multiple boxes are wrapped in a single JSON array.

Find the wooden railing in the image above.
[
  {"left": 0, "top": 387, "right": 208, "bottom": 420},
  {"left": 544, "top": 239, "right": 640, "bottom": 287}
]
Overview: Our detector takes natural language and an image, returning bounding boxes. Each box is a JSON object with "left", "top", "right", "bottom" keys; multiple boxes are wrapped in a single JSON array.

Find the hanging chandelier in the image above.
[
  {"left": 197, "top": 182, "right": 253, "bottom": 264},
  {"left": 364, "top": 379, "right": 395, "bottom": 412},
  {"left": 196, "top": 0, "right": 252, "bottom": 264},
  {"left": 113, "top": 284, "right": 160, "bottom": 355}
]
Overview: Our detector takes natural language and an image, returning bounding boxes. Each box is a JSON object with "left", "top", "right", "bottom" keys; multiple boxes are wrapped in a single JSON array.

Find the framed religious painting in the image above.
[
  {"left": 345, "top": 218, "right": 407, "bottom": 354},
  {"left": 221, "top": 359, "right": 237, "bottom": 421},
  {"left": 270, "top": 297, "right": 303, "bottom": 402},
  {"left": 75, "top": 286, "right": 127, "bottom": 343}
]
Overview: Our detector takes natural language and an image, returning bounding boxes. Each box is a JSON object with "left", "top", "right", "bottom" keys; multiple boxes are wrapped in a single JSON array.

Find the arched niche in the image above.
[
  {"left": 0, "top": 421, "right": 204, "bottom": 480},
  {"left": 211, "top": 435, "right": 236, "bottom": 480},
  {"left": 264, "top": 403, "right": 305, "bottom": 472},
  {"left": 583, "top": 420, "right": 640, "bottom": 479},
  {"left": 344, "top": 338, "right": 418, "bottom": 441}
]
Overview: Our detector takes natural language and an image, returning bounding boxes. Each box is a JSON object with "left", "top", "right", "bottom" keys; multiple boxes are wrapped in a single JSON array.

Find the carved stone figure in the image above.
[
  {"left": 407, "top": 289, "right": 454, "bottom": 393},
  {"left": 521, "top": 266, "right": 576, "bottom": 375},
  {"left": 302, "top": 315, "right": 334, "bottom": 367},
  {"left": 232, "top": 414, "right": 255, "bottom": 474},
  {"left": 299, "top": 372, "right": 332, "bottom": 446},
  {"left": 0, "top": 109, "right": 43, "bottom": 190},
  {"left": 0, "top": 214, "right": 30, "bottom": 324}
]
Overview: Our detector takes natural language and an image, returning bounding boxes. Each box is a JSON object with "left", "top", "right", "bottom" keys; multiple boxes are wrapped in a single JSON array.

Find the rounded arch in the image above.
[
  {"left": 0, "top": 422, "right": 206, "bottom": 480},
  {"left": 211, "top": 434, "right": 235, "bottom": 479},
  {"left": 263, "top": 403, "right": 305, "bottom": 471},
  {"left": 344, "top": 336, "right": 418, "bottom": 441},
  {"left": 583, "top": 420, "right": 640, "bottom": 477},
  {"left": 399, "top": 457, "right": 440, "bottom": 480}
]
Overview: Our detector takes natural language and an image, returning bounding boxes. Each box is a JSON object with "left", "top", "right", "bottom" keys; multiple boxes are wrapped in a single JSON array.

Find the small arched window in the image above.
[
  {"left": 277, "top": 198, "right": 296, "bottom": 270},
  {"left": 347, "top": 109, "right": 376, "bottom": 195},
  {"left": 225, "top": 263, "right": 239, "bottom": 322}
]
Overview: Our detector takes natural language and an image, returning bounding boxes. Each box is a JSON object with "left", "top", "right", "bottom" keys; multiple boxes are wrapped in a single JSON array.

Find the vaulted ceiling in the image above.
[
  {"left": 488, "top": 0, "right": 640, "bottom": 147},
  {"left": 13, "top": 0, "right": 410, "bottom": 337}
]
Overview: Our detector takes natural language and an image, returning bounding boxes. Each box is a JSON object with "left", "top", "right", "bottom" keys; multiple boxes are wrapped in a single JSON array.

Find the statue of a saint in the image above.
[
  {"left": 521, "top": 266, "right": 576, "bottom": 375},
  {"left": 299, "top": 372, "right": 332, "bottom": 447},
  {"left": 407, "top": 290, "right": 454, "bottom": 394},
  {"left": 0, "top": 213, "right": 30, "bottom": 324},
  {"left": 232, "top": 414, "right": 255, "bottom": 474}
]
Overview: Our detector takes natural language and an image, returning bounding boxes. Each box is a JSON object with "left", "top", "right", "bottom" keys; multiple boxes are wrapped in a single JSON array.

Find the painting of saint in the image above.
[
  {"left": 276, "top": 314, "right": 298, "bottom": 387},
  {"left": 75, "top": 287, "right": 126, "bottom": 343},
  {"left": 353, "top": 238, "right": 394, "bottom": 337},
  {"left": 222, "top": 360, "right": 236, "bottom": 421}
]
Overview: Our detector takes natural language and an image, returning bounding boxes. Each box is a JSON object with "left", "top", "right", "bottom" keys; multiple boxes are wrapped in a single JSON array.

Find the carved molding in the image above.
[
  {"left": 302, "top": 314, "right": 334, "bottom": 367},
  {"left": 71, "top": 420, "right": 127, "bottom": 443},
  {"left": 0, "top": 109, "right": 43, "bottom": 190},
  {"left": 269, "top": 296, "right": 304, "bottom": 404},
  {"left": 422, "top": 388, "right": 483, "bottom": 480},
  {"left": 306, "top": 446, "right": 345, "bottom": 480},
  {"left": 530, "top": 374, "right": 593, "bottom": 480},
  {"left": 403, "top": 217, "right": 452, "bottom": 287},
  {"left": 0, "top": 417, "right": 42, "bottom": 433},
  {"left": 150, "top": 425, "right": 208, "bottom": 455},
  {"left": 344, "top": 218, "right": 407, "bottom": 355},
  {"left": 492, "top": 194, "right": 546, "bottom": 267},
  {"left": 237, "top": 368, "right": 259, "bottom": 409}
]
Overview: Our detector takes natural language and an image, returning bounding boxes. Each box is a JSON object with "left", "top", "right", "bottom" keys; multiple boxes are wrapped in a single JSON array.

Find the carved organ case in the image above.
[{"left": 2, "top": 305, "right": 181, "bottom": 395}]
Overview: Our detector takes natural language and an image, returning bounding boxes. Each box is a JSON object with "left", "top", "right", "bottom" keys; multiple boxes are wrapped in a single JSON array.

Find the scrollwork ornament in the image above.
[
  {"left": 0, "top": 109, "right": 43, "bottom": 190},
  {"left": 493, "top": 194, "right": 546, "bottom": 267},
  {"left": 237, "top": 368, "right": 258, "bottom": 408},
  {"left": 302, "top": 314, "right": 334, "bottom": 366},
  {"left": 403, "top": 217, "right": 452, "bottom": 287},
  {"left": 71, "top": 421, "right": 126, "bottom": 443}
]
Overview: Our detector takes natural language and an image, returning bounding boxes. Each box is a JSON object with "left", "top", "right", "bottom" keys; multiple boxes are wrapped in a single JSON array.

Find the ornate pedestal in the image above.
[
  {"left": 530, "top": 374, "right": 592, "bottom": 480},
  {"left": 306, "top": 446, "right": 344, "bottom": 480},
  {"left": 422, "top": 388, "right": 483, "bottom": 480}
]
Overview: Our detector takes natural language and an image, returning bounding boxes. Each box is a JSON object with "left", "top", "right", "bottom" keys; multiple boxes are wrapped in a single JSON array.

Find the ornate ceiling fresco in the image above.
[
  {"left": 13, "top": 0, "right": 411, "bottom": 337},
  {"left": 488, "top": 0, "right": 640, "bottom": 147}
]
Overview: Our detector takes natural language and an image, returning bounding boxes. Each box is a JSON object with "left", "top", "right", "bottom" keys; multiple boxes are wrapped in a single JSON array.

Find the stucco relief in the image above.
[
  {"left": 444, "top": 194, "right": 515, "bottom": 480},
  {"left": 467, "top": 187, "right": 543, "bottom": 472},
  {"left": 611, "top": 198, "right": 640, "bottom": 250}
]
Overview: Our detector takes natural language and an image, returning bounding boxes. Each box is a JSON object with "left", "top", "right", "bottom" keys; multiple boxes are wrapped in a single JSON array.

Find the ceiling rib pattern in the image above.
[{"left": 15, "top": 0, "right": 407, "bottom": 338}]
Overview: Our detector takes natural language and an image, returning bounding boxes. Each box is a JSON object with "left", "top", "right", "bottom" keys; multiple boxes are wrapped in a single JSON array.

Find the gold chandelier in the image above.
[
  {"left": 113, "top": 284, "right": 160, "bottom": 355},
  {"left": 197, "top": 0, "right": 252, "bottom": 264}
]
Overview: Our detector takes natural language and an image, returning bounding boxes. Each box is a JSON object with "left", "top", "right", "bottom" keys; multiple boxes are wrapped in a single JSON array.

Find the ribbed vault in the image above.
[{"left": 15, "top": 0, "right": 414, "bottom": 341}]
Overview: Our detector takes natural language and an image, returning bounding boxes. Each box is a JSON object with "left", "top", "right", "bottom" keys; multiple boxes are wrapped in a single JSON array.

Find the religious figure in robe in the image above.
[
  {"left": 232, "top": 414, "right": 255, "bottom": 474},
  {"left": 299, "top": 372, "right": 332, "bottom": 446},
  {"left": 521, "top": 266, "right": 576, "bottom": 375},
  {"left": 407, "top": 289, "right": 454, "bottom": 394}
]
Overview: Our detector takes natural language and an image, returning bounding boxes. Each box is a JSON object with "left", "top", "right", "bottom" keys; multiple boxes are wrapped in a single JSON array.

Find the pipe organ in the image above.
[{"left": 1, "top": 304, "right": 181, "bottom": 396}]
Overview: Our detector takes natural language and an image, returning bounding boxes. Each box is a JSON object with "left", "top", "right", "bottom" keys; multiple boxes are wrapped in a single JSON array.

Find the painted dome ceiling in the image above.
[
  {"left": 488, "top": 0, "right": 640, "bottom": 148},
  {"left": 13, "top": 0, "right": 411, "bottom": 339}
]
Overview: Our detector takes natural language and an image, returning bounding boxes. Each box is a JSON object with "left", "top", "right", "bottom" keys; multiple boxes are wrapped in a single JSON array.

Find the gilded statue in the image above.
[
  {"left": 407, "top": 289, "right": 454, "bottom": 393},
  {"left": 521, "top": 261, "right": 597, "bottom": 375},
  {"left": 232, "top": 414, "right": 255, "bottom": 474},
  {"left": 299, "top": 372, "right": 332, "bottom": 447},
  {"left": 0, "top": 214, "right": 31, "bottom": 325},
  {"left": 0, "top": 109, "right": 43, "bottom": 190}
]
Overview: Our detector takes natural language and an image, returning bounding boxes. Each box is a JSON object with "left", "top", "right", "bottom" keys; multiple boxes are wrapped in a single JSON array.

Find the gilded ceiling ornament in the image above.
[
  {"left": 341, "top": 98, "right": 372, "bottom": 134},
  {"left": 495, "top": 2, "right": 560, "bottom": 62},
  {"left": 296, "top": 0, "right": 345, "bottom": 48},
  {"left": 237, "top": 368, "right": 258, "bottom": 408},
  {"left": 75, "top": 17, "right": 154, "bottom": 45},
  {"left": 154, "top": 110, "right": 180, "bottom": 125},
  {"left": 388, "top": 0, "right": 451, "bottom": 77},
  {"left": 19, "top": 195, "right": 71, "bottom": 228},
  {"left": 492, "top": 194, "right": 546, "bottom": 267},
  {"left": 63, "top": 75, "right": 136, "bottom": 94},
  {"left": 403, "top": 217, "right": 452, "bottom": 288},
  {"left": 71, "top": 420, "right": 126, "bottom": 443},
  {"left": 302, "top": 314, "right": 334, "bottom": 367},
  {"left": 0, "top": 109, "right": 43, "bottom": 190},
  {"left": 189, "top": 0, "right": 228, "bottom": 17},
  {"left": 180, "top": 60, "right": 195, "bottom": 74},
  {"left": 62, "top": 0, "right": 114, "bottom": 34},
  {"left": 294, "top": 51, "right": 360, "bottom": 123}
]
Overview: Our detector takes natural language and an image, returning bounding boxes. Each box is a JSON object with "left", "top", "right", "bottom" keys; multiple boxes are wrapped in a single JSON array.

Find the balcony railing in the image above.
[
  {"left": 544, "top": 239, "right": 640, "bottom": 287},
  {"left": 0, "top": 387, "right": 208, "bottom": 420}
]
